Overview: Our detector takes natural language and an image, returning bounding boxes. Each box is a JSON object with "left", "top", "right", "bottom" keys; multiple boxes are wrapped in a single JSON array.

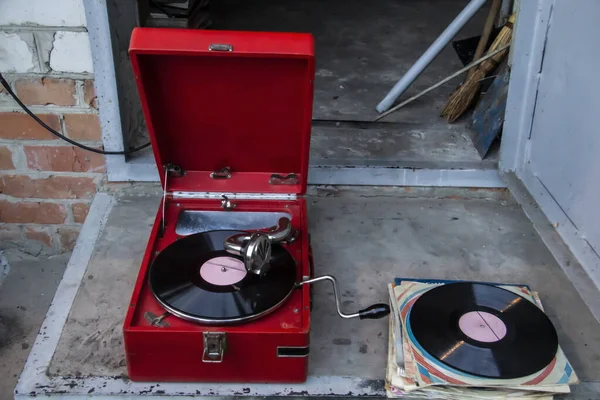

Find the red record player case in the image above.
[{"left": 124, "top": 28, "right": 315, "bottom": 382}]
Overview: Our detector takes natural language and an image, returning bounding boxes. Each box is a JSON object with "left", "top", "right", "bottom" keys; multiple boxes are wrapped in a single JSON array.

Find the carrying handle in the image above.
[
  {"left": 209, "top": 44, "right": 233, "bottom": 52},
  {"left": 296, "top": 275, "right": 390, "bottom": 320}
]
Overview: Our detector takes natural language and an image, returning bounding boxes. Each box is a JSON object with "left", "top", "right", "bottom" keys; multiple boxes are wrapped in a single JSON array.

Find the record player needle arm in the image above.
[{"left": 208, "top": 261, "right": 247, "bottom": 273}]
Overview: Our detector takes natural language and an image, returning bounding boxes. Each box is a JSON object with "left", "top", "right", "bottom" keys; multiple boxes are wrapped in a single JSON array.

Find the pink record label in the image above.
[
  {"left": 200, "top": 256, "right": 247, "bottom": 286},
  {"left": 458, "top": 311, "right": 507, "bottom": 343}
]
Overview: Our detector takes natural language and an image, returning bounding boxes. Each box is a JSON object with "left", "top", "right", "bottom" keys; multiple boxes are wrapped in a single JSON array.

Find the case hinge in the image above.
[
  {"left": 172, "top": 192, "right": 297, "bottom": 200},
  {"left": 210, "top": 166, "right": 232, "bottom": 179},
  {"left": 269, "top": 173, "right": 299, "bottom": 185},
  {"left": 160, "top": 164, "right": 186, "bottom": 235},
  {"left": 203, "top": 332, "right": 227, "bottom": 363},
  {"left": 161, "top": 164, "right": 186, "bottom": 235},
  {"left": 165, "top": 163, "right": 185, "bottom": 177}
]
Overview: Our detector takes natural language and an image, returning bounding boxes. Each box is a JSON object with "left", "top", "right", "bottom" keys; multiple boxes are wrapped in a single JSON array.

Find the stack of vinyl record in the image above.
[{"left": 386, "top": 279, "right": 578, "bottom": 399}]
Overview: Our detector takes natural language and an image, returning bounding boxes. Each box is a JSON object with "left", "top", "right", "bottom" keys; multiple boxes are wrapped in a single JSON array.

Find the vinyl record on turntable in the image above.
[
  {"left": 149, "top": 230, "right": 297, "bottom": 324},
  {"left": 408, "top": 282, "right": 558, "bottom": 379}
]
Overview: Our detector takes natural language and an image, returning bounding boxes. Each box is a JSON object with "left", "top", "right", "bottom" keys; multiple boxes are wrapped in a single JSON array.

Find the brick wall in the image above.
[{"left": 0, "top": 0, "right": 105, "bottom": 256}]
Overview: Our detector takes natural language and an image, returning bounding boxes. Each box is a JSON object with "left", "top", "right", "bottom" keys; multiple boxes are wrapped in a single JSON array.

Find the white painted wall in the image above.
[
  {"left": 0, "top": 0, "right": 87, "bottom": 27},
  {"left": 50, "top": 32, "right": 94, "bottom": 73},
  {"left": 525, "top": 0, "right": 600, "bottom": 284},
  {"left": 502, "top": 0, "right": 600, "bottom": 288},
  {"left": 0, "top": 0, "right": 93, "bottom": 75},
  {"left": 0, "top": 33, "right": 37, "bottom": 72}
]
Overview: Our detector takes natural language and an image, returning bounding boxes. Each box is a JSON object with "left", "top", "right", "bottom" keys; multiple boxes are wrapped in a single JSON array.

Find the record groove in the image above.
[
  {"left": 408, "top": 282, "right": 558, "bottom": 379},
  {"left": 149, "top": 230, "right": 297, "bottom": 324}
]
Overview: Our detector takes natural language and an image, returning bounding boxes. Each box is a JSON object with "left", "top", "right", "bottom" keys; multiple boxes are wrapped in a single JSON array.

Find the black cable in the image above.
[{"left": 0, "top": 73, "right": 151, "bottom": 155}]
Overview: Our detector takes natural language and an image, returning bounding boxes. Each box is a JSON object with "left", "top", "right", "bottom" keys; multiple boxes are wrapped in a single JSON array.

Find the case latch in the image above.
[
  {"left": 209, "top": 44, "right": 233, "bottom": 52},
  {"left": 269, "top": 173, "right": 299, "bottom": 185},
  {"left": 203, "top": 332, "right": 226, "bottom": 363},
  {"left": 210, "top": 166, "right": 232, "bottom": 179}
]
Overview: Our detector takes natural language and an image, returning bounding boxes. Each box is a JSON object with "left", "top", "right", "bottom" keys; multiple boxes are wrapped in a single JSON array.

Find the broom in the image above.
[
  {"left": 467, "top": 0, "right": 503, "bottom": 79},
  {"left": 441, "top": 12, "right": 516, "bottom": 122}
]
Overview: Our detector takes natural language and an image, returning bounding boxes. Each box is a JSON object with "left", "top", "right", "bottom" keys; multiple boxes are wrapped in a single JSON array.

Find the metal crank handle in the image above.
[{"left": 297, "top": 275, "right": 391, "bottom": 320}]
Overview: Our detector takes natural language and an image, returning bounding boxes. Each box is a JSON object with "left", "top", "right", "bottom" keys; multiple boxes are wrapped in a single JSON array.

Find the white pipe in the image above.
[
  {"left": 376, "top": 0, "right": 488, "bottom": 113},
  {"left": 374, "top": 44, "right": 510, "bottom": 121}
]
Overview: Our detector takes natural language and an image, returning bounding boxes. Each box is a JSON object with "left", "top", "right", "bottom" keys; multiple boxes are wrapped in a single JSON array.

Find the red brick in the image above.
[
  {"left": 63, "top": 114, "right": 102, "bottom": 141},
  {"left": 24, "top": 146, "right": 106, "bottom": 173},
  {"left": 0, "top": 112, "right": 60, "bottom": 140},
  {"left": 83, "top": 80, "right": 97, "bottom": 109},
  {"left": 15, "top": 78, "right": 76, "bottom": 106},
  {"left": 72, "top": 202, "right": 90, "bottom": 223},
  {"left": 0, "top": 200, "right": 67, "bottom": 224},
  {"left": 0, "top": 146, "right": 15, "bottom": 169},
  {"left": 25, "top": 227, "right": 53, "bottom": 248},
  {"left": 0, "top": 175, "right": 97, "bottom": 199},
  {"left": 56, "top": 227, "right": 80, "bottom": 251}
]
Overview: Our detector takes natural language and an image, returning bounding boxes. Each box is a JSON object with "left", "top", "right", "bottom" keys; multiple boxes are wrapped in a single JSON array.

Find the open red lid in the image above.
[{"left": 130, "top": 28, "right": 315, "bottom": 195}]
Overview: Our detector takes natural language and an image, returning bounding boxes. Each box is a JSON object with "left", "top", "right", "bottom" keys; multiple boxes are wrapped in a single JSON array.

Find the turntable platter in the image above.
[{"left": 149, "top": 230, "right": 297, "bottom": 324}]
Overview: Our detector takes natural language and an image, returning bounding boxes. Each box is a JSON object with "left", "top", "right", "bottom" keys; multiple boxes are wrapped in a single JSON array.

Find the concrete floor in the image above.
[
  {"left": 115, "top": 0, "right": 497, "bottom": 169},
  {"left": 209, "top": 0, "right": 495, "bottom": 169},
  {"left": 48, "top": 195, "right": 157, "bottom": 377},
  {"left": 20, "top": 186, "right": 597, "bottom": 399},
  {"left": 129, "top": 0, "right": 499, "bottom": 175},
  {"left": 0, "top": 252, "right": 70, "bottom": 400}
]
